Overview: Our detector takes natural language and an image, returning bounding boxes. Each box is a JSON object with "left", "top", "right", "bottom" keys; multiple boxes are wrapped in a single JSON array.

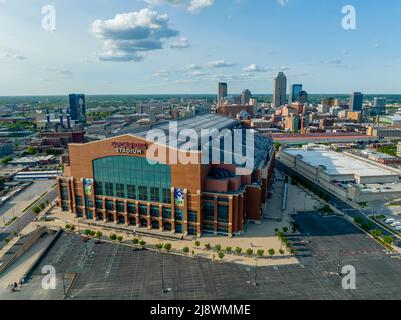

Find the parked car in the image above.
[
  {"left": 385, "top": 218, "right": 396, "bottom": 224},
  {"left": 391, "top": 221, "right": 401, "bottom": 227},
  {"left": 395, "top": 225, "right": 401, "bottom": 231}
]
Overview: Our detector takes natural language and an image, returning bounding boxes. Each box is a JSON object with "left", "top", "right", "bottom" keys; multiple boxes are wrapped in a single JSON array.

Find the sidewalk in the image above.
[{"left": 43, "top": 208, "right": 299, "bottom": 267}]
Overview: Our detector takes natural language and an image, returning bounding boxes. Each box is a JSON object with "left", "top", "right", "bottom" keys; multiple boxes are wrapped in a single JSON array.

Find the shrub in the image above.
[
  {"left": 226, "top": 246, "right": 232, "bottom": 253},
  {"left": 218, "top": 252, "right": 225, "bottom": 260},
  {"left": 84, "top": 229, "right": 91, "bottom": 236},
  {"left": 246, "top": 248, "right": 254, "bottom": 256},
  {"left": 4, "top": 238, "right": 10, "bottom": 244},
  {"left": 117, "top": 236, "right": 123, "bottom": 243},
  {"left": 109, "top": 233, "right": 117, "bottom": 241},
  {"left": 90, "top": 231, "right": 96, "bottom": 237},
  {"left": 257, "top": 249, "right": 265, "bottom": 257},
  {"left": 156, "top": 243, "right": 164, "bottom": 250},
  {"left": 70, "top": 225, "right": 75, "bottom": 231},
  {"left": 39, "top": 203, "right": 46, "bottom": 210},
  {"left": 132, "top": 238, "right": 139, "bottom": 245},
  {"left": 32, "top": 207, "right": 41, "bottom": 215},
  {"left": 279, "top": 248, "right": 285, "bottom": 255},
  {"left": 283, "top": 227, "right": 289, "bottom": 233},
  {"left": 384, "top": 236, "right": 394, "bottom": 245},
  {"left": 163, "top": 243, "right": 172, "bottom": 251},
  {"left": 274, "top": 228, "right": 279, "bottom": 233},
  {"left": 96, "top": 231, "right": 103, "bottom": 239},
  {"left": 214, "top": 244, "right": 222, "bottom": 252},
  {"left": 370, "top": 229, "right": 382, "bottom": 239},
  {"left": 268, "top": 248, "right": 275, "bottom": 257},
  {"left": 194, "top": 241, "right": 201, "bottom": 248},
  {"left": 139, "top": 240, "right": 146, "bottom": 247},
  {"left": 183, "top": 246, "right": 189, "bottom": 254},
  {"left": 65, "top": 224, "right": 71, "bottom": 229},
  {"left": 235, "top": 247, "right": 242, "bottom": 255},
  {"left": 204, "top": 243, "right": 211, "bottom": 250}
]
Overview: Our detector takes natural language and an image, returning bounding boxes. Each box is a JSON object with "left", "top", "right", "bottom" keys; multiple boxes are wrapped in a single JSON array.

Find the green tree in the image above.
[
  {"left": 204, "top": 243, "right": 211, "bottom": 250},
  {"left": 226, "top": 246, "right": 232, "bottom": 253},
  {"left": 156, "top": 243, "right": 163, "bottom": 250},
  {"left": 279, "top": 248, "right": 285, "bottom": 255},
  {"left": 283, "top": 227, "right": 289, "bottom": 233},
  {"left": 268, "top": 248, "right": 275, "bottom": 257},
  {"left": 384, "top": 236, "right": 394, "bottom": 245},
  {"left": 109, "top": 233, "right": 117, "bottom": 241},
  {"left": 132, "top": 238, "right": 139, "bottom": 245},
  {"left": 26, "top": 146, "right": 37, "bottom": 155},
  {"left": 246, "top": 248, "right": 254, "bottom": 256},
  {"left": 139, "top": 240, "right": 146, "bottom": 247},
  {"left": 84, "top": 229, "right": 91, "bottom": 236},
  {"left": 183, "top": 246, "right": 190, "bottom": 255},
  {"left": 218, "top": 252, "right": 225, "bottom": 260},
  {"left": 164, "top": 243, "right": 172, "bottom": 251},
  {"left": 194, "top": 241, "right": 201, "bottom": 248},
  {"left": 214, "top": 244, "right": 222, "bottom": 252},
  {"left": 32, "top": 207, "right": 41, "bottom": 215},
  {"left": 257, "top": 249, "right": 265, "bottom": 258},
  {"left": 117, "top": 236, "right": 123, "bottom": 243},
  {"left": 96, "top": 231, "right": 103, "bottom": 239},
  {"left": 370, "top": 229, "right": 382, "bottom": 239},
  {"left": 39, "top": 202, "right": 46, "bottom": 210},
  {"left": 235, "top": 247, "right": 242, "bottom": 255}
]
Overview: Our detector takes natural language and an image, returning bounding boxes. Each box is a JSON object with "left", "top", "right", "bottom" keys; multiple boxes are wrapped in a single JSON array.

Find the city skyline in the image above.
[{"left": 1, "top": 0, "right": 401, "bottom": 95}]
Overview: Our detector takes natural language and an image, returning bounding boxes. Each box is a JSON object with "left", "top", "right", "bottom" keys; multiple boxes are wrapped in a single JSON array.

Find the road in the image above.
[
  {"left": 0, "top": 188, "right": 57, "bottom": 243},
  {"left": 276, "top": 161, "right": 401, "bottom": 248}
]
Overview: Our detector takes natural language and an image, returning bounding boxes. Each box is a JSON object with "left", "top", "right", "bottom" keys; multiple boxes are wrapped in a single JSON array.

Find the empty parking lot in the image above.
[{"left": 2, "top": 212, "right": 401, "bottom": 300}]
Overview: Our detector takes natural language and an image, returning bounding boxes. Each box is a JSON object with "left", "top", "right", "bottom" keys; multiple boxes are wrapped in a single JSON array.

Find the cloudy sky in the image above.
[{"left": 1, "top": 0, "right": 401, "bottom": 95}]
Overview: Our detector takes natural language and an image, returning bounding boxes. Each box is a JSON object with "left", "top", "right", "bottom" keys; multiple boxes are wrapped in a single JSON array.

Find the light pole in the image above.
[
  {"left": 337, "top": 250, "right": 343, "bottom": 276},
  {"left": 253, "top": 258, "right": 258, "bottom": 286}
]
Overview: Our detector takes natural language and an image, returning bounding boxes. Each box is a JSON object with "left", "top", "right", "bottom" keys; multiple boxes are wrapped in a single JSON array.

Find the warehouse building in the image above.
[
  {"left": 277, "top": 144, "right": 401, "bottom": 203},
  {"left": 57, "top": 114, "right": 275, "bottom": 238}
]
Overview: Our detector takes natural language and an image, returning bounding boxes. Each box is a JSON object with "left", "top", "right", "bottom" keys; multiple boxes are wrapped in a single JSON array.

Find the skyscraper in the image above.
[
  {"left": 241, "top": 89, "right": 252, "bottom": 105},
  {"left": 373, "top": 97, "right": 387, "bottom": 109},
  {"left": 273, "top": 72, "right": 287, "bottom": 108},
  {"left": 217, "top": 82, "right": 228, "bottom": 106},
  {"left": 289, "top": 84, "right": 302, "bottom": 104},
  {"left": 69, "top": 94, "right": 86, "bottom": 122},
  {"left": 349, "top": 92, "right": 364, "bottom": 112}
]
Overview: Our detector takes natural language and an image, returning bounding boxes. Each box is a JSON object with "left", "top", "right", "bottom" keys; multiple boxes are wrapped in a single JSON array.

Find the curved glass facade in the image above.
[{"left": 93, "top": 156, "right": 171, "bottom": 203}]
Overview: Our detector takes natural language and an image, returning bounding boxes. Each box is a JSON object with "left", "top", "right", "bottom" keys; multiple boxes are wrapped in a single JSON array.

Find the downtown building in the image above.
[{"left": 57, "top": 114, "right": 275, "bottom": 238}]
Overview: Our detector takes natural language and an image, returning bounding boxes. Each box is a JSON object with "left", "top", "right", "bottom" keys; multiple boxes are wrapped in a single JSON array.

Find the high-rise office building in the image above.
[
  {"left": 217, "top": 82, "right": 228, "bottom": 106},
  {"left": 349, "top": 92, "right": 364, "bottom": 112},
  {"left": 69, "top": 94, "right": 86, "bottom": 122},
  {"left": 273, "top": 72, "right": 287, "bottom": 108},
  {"left": 373, "top": 97, "right": 387, "bottom": 109},
  {"left": 289, "top": 84, "right": 302, "bottom": 104},
  {"left": 241, "top": 89, "right": 252, "bottom": 105},
  {"left": 298, "top": 91, "right": 308, "bottom": 104}
]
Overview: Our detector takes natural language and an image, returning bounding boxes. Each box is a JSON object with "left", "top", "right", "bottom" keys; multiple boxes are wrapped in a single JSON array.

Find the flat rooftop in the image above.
[{"left": 284, "top": 148, "right": 397, "bottom": 177}]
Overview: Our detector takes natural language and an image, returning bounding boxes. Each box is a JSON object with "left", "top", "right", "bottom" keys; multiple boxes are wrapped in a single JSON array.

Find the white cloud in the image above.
[
  {"left": 170, "top": 37, "right": 190, "bottom": 49},
  {"left": 277, "top": 0, "right": 288, "bottom": 6},
  {"left": 207, "top": 60, "right": 235, "bottom": 68},
  {"left": 91, "top": 8, "right": 179, "bottom": 62},
  {"left": 185, "top": 63, "right": 201, "bottom": 70},
  {"left": 242, "top": 64, "right": 270, "bottom": 72},
  {"left": 145, "top": 0, "right": 214, "bottom": 13}
]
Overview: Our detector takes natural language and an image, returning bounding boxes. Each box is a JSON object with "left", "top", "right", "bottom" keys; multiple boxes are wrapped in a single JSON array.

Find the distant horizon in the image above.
[{"left": 0, "top": 93, "right": 399, "bottom": 99}]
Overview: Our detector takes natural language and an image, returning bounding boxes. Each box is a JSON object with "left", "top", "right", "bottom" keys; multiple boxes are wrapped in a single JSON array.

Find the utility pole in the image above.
[{"left": 337, "top": 250, "right": 342, "bottom": 276}]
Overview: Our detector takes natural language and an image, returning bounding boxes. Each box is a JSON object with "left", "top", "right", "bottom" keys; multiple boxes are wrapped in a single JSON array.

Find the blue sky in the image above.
[{"left": 1, "top": 0, "right": 401, "bottom": 95}]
